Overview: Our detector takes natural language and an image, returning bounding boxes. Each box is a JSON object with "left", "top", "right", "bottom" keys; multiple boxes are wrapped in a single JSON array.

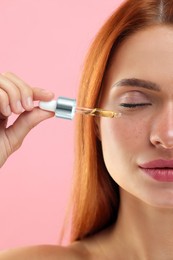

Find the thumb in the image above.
[{"left": 5, "top": 107, "right": 54, "bottom": 153}]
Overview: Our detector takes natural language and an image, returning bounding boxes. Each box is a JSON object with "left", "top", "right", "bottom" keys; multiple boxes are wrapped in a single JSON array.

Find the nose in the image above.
[{"left": 150, "top": 105, "right": 173, "bottom": 149}]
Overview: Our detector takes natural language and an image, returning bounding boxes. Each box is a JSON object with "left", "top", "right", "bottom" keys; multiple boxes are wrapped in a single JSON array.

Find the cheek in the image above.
[{"left": 100, "top": 118, "right": 149, "bottom": 180}]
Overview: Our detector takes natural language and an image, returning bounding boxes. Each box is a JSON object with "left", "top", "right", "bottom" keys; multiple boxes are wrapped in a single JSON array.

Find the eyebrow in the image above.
[{"left": 113, "top": 78, "right": 160, "bottom": 91}]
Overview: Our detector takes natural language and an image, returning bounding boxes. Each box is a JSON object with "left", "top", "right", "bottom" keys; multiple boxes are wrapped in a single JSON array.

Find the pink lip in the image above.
[{"left": 139, "top": 159, "right": 173, "bottom": 182}]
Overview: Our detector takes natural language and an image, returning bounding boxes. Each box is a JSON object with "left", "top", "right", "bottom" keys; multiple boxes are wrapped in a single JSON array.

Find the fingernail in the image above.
[
  {"left": 17, "top": 100, "right": 23, "bottom": 112},
  {"left": 26, "top": 96, "right": 34, "bottom": 108},
  {"left": 41, "top": 89, "right": 54, "bottom": 95}
]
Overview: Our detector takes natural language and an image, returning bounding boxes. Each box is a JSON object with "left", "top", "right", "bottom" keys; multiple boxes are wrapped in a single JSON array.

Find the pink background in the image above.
[{"left": 0, "top": 0, "right": 123, "bottom": 250}]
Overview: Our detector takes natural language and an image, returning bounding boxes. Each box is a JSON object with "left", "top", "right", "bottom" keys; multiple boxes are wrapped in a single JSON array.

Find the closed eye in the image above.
[{"left": 120, "top": 103, "right": 152, "bottom": 108}]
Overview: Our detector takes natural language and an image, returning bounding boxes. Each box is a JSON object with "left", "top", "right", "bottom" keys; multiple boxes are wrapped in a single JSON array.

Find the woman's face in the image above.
[{"left": 100, "top": 25, "right": 173, "bottom": 208}]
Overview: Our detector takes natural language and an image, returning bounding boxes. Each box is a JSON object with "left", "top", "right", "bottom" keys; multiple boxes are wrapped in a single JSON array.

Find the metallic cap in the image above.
[{"left": 55, "top": 96, "right": 76, "bottom": 120}]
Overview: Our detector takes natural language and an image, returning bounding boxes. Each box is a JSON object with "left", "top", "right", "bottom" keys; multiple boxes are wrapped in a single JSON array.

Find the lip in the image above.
[
  {"left": 139, "top": 159, "right": 173, "bottom": 168},
  {"left": 139, "top": 159, "right": 173, "bottom": 182}
]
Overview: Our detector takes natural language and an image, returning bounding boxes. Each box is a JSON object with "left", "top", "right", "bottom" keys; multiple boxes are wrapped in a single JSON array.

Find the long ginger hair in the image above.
[{"left": 70, "top": 0, "right": 173, "bottom": 241}]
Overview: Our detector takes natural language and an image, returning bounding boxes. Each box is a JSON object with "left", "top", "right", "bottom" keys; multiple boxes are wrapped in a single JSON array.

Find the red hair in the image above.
[{"left": 68, "top": 0, "right": 173, "bottom": 242}]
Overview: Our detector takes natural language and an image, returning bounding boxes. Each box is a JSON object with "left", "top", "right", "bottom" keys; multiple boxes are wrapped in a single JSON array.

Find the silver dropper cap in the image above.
[
  {"left": 55, "top": 97, "right": 76, "bottom": 120},
  {"left": 39, "top": 97, "right": 76, "bottom": 120}
]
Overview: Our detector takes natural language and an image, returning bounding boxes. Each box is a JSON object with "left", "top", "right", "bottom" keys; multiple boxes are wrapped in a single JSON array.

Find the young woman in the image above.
[{"left": 1, "top": 0, "right": 173, "bottom": 259}]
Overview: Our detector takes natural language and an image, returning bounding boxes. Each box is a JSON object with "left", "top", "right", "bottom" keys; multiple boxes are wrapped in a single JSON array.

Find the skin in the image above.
[
  {"left": 94, "top": 25, "right": 173, "bottom": 259},
  {"left": 1, "top": 25, "right": 173, "bottom": 259},
  {"left": 0, "top": 72, "right": 57, "bottom": 168}
]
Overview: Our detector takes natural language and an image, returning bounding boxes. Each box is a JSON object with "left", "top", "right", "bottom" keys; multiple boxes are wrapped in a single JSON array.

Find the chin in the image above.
[{"left": 140, "top": 192, "right": 173, "bottom": 209}]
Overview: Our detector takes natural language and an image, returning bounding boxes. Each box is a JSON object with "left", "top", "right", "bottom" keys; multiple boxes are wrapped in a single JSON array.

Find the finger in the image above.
[
  {"left": 5, "top": 107, "right": 54, "bottom": 153},
  {"left": 2, "top": 72, "right": 34, "bottom": 111},
  {"left": 33, "top": 87, "right": 55, "bottom": 101},
  {"left": 0, "top": 74, "right": 23, "bottom": 114},
  {"left": 0, "top": 89, "right": 11, "bottom": 117},
  {"left": 3, "top": 72, "right": 54, "bottom": 107}
]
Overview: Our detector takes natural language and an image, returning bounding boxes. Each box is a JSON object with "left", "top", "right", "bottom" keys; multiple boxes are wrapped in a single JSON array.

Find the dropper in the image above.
[{"left": 39, "top": 97, "right": 121, "bottom": 120}]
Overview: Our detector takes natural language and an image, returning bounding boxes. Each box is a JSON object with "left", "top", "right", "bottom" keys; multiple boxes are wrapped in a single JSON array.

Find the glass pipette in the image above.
[{"left": 39, "top": 97, "right": 121, "bottom": 120}]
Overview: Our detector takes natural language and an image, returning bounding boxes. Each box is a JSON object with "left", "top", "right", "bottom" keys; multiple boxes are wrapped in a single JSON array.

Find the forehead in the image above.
[{"left": 106, "top": 25, "right": 173, "bottom": 88}]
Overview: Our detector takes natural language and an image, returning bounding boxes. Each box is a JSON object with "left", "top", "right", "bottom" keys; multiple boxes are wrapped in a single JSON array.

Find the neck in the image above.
[{"left": 110, "top": 189, "right": 173, "bottom": 259}]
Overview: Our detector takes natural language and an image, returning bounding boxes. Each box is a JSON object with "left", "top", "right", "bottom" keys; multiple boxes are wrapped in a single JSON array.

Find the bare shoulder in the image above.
[{"left": 0, "top": 243, "right": 91, "bottom": 260}]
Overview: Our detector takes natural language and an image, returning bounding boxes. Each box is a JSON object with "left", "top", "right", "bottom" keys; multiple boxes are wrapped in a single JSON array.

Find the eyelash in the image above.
[{"left": 120, "top": 103, "right": 152, "bottom": 108}]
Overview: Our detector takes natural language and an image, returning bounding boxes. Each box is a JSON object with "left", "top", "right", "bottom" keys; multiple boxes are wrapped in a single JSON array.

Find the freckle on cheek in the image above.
[{"left": 109, "top": 122, "right": 143, "bottom": 144}]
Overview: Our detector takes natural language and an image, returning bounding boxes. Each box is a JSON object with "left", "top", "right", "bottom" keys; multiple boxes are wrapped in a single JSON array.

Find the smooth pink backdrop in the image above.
[{"left": 0, "top": 0, "right": 123, "bottom": 250}]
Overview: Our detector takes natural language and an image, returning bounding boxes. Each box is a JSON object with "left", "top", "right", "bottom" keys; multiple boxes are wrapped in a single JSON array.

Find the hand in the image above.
[{"left": 0, "top": 72, "right": 55, "bottom": 168}]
